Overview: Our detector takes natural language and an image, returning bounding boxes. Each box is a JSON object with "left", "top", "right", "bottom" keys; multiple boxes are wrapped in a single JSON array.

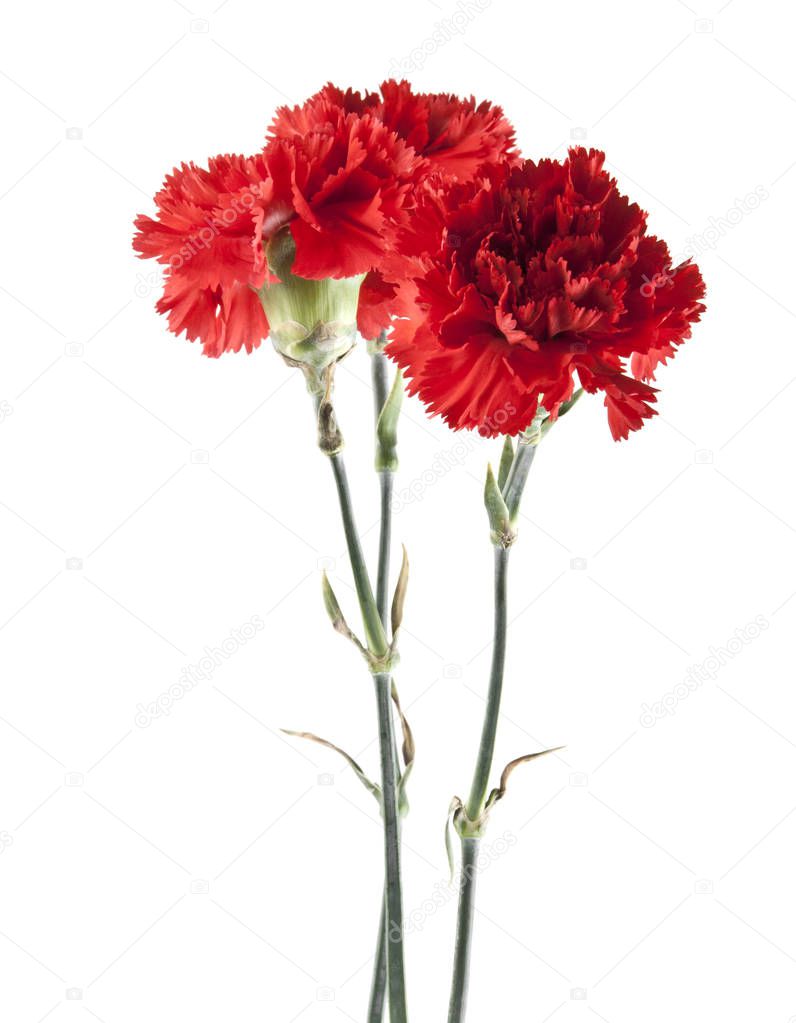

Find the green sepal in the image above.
[
  {"left": 497, "top": 435, "right": 515, "bottom": 491},
  {"left": 321, "top": 571, "right": 368, "bottom": 659},
  {"left": 540, "top": 388, "right": 584, "bottom": 439},
  {"left": 484, "top": 463, "right": 515, "bottom": 548},
  {"left": 321, "top": 570, "right": 346, "bottom": 633},
  {"left": 259, "top": 228, "right": 363, "bottom": 386},
  {"left": 375, "top": 369, "right": 403, "bottom": 472}
]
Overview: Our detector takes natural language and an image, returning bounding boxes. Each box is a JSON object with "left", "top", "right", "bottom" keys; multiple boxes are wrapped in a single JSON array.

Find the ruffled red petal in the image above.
[{"left": 387, "top": 147, "right": 706, "bottom": 439}]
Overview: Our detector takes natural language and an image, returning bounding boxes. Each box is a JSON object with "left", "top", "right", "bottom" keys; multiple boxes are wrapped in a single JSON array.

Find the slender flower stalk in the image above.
[
  {"left": 373, "top": 668, "right": 405, "bottom": 1020},
  {"left": 368, "top": 901, "right": 389, "bottom": 1023},
  {"left": 465, "top": 545, "right": 513, "bottom": 823},
  {"left": 370, "top": 342, "right": 394, "bottom": 629},
  {"left": 447, "top": 440, "right": 537, "bottom": 1023},
  {"left": 448, "top": 836, "right": 480, "bottom": 1022},
  {"left": 368, "top": 339, "right": 396, "bottom": 1022},
  {"left": 316, "top": 381, "right": 407, "bottom": 1023}
]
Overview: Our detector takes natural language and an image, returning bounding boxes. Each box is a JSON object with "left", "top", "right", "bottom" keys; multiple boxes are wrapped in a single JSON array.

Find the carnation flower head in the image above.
[
  {"left": 133, "top": 154, "right": 271, "bottom": 357},
  {"left": 267, "top": 80, "right": 517, "bottom": 341},
  {"left": 387, "top": 148, "right": 706, "bottom": 440},
  {"left": 270, "top": 79, "right": 516, "bottom": 183},
  {"left": 133, "top": 102, "right": 420, "bottom": 358}
]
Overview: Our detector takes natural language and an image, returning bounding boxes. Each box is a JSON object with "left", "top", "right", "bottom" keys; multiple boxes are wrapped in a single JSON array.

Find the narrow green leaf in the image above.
[
  {"left": 391, "top": 678, "right": 415, "bottom": 768},
  {"left": 541, "top": 388, "right": 584, "bottom": 439},
  {"left": 484, "top": 463, "right": 514, "bottom": 548},
  {"left": 485, "top": 746, "right": 566, "bottom": 812},
  {"left": 282, "top": 729, "right": 381, "bottom": 802},
  {"left": 390, "top": 545, "right": 410, "bottom": 640},
  {"left": 497, "top": 435, "right": 515, "bottom": 491},
  {"left": 558, "top": 387, "right": 584, "bottom": 418},
  {"left": 397, "top": 760, "right": 414, "bottom": 819},
  {"left": 321, "top": 571, "right": 346, "bottom": 632},
  {"left": 445, "top": 798, "right": 464, "bottom": 882},
  {"left": 375, "top": 369, "right": 403, "bottom": 472},
  {"left": 321, "top": 572, "right": 369, "bottom": 658}
]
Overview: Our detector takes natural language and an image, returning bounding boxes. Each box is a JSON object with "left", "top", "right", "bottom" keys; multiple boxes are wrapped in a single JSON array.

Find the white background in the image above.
[{"left": 1, "top": 1, "right": 794, "bottom": 1020}]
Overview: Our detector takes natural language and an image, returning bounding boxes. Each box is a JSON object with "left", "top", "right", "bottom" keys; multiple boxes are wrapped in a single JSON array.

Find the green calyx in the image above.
[{"left": 258, "top": 228, "right": 365, "bottom": 390}]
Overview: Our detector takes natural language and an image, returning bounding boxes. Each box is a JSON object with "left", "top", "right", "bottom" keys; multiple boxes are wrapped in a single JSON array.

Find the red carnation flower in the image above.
[
  {"left": 133, "top": 104, "right": 420, "bottom": 356},
  {"left": 271, "top": 79, "right": 516, "bottom": 183},
  {"left": 388, "top": 148, "right": 706, "bottom": 440},
  {"left": 269, "top": 80, "right": 517, "bottom": 340},
  {"left": 376, "top": 79, "right": 516, "bottom": 180},
  {"left": 133, "top": 154, "right": 271, "bottom": 356}
]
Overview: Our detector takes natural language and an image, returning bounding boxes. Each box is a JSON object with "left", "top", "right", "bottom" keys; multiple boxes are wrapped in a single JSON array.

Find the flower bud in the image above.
[{"left": 258, "top": 229, "right": 364, "bottom": 389}]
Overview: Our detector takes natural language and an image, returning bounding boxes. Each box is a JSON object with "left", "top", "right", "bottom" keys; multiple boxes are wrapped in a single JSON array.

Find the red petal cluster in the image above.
[
  {"left": 133, "top": 155, "right": 271, "bottom": 357},
  {"left": 267, "top": 80, "right": 517, "bottom": 338},
  {"left": 388, "top": 149, "right": 706, "bottom": 440},
  {"left": 270, "top": 79, "right": 516, "bottom": 180},
  {"left": 134, "top": 95, "right": 420, "bottom": 355}
]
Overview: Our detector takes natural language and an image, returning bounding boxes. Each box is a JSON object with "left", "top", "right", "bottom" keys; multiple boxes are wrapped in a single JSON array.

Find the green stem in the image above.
[
  {"left": 370, "top": 344, "right": 394, "bottom": 631},
  {"left": 367, "top": 911, "right": 388, "bottom": 1023},
  {"left": 448, "top": 441, "right": 537, "bottom": 1023},
  {"left": 376, "top": 470, "right": 394, "bottom": 630},
  {"left": 325, "top": 448, "right": 406, "bottom": 1022},
  {"left": 502, "top": 441, "right": 536, "bottom": 525},
  {"left": 466, "top": 546, "right": 511, "bottom": 820},
  {"left": 328, "top": 454, "right": 388, "bottom": 660},
  {"left": 447, "top": 838, "right": 480, "bottom": 1023},
  {"left": 368, "top": 346, "right": 395, "bottom": 1023},
  {"left": 371, "top": 343, "right": 390, "bottom": 426},
  {"left": 374, "top": 672, "right": 407, "bottom": 1023},
  {"left": 447, "top": 549, "right": 509, "bottom": 1023}
]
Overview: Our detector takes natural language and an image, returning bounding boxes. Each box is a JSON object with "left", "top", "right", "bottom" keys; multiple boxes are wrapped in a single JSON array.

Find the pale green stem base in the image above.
[
  {"left": 368, "top": 346, "right": 398, "bottom": 1023},
  {"left": 374, "top": 671, "right": 407, "bottom": 1023},
  {"left": 447, "top": 838, "right": 480, "bottom": 1023}
]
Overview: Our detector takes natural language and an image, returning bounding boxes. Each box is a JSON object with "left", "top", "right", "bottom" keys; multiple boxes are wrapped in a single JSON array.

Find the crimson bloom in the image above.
[
  {"left": 132, "top": 154, "right": 270, "bottom": 356},
  {"left": 269, "top": 80, "right": 517, "bottom": 339},
  {"left": 388, "top": 148, "right": 706, "bottom": 440},
  {"left": 270, "top": 79, "right": 516, "bottom": 181},
  {"left": 133, "top": 104, "right": 420, "bottom": 356}
]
